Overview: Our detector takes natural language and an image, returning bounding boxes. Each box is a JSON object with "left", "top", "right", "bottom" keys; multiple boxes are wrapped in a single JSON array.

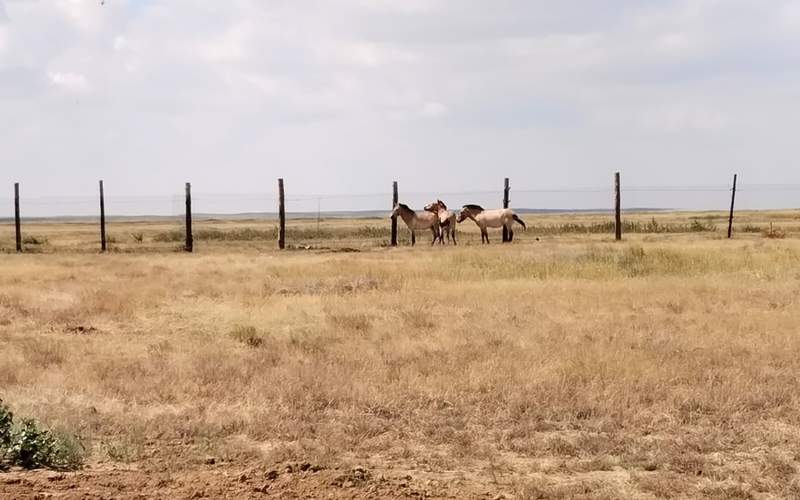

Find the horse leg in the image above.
[
  {"left": 508, "top": 226, "right": 514, "bottom": 242},
  {"left": 411, "top": 231, "right": 416, "bottom": 246},
  {"left": 485, "top": 229, "right": 490, "bottom": 244},
  {"left": 452, "top": 227, "right": 457, "bottom": 245},
  {"left": 431, "top": 227, "right": 438, "bottom": 246}
]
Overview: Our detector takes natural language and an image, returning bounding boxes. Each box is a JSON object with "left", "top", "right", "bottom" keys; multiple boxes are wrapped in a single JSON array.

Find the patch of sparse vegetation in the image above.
[
  {"left": 528, "top": 218, "right": 716, "bottom": 235},
  {"left": 152, "top": 225, "right": 396, "bottom": 243}
]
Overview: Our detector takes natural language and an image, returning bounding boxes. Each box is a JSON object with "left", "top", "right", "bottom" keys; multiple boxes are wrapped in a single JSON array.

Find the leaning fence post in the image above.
[
  {"left": 99, "top": 180, "right": 107, "bottom": 252},
  {"left": 14, "top": 182, "right": 21, "bottom": 252},
  {"left": 502, "top": 177, "right": 510, "bottom": 242},
  {"left": 185, "top": 182, "right": 193, "bottom": 252},
  {"left": 391, "top": 181, "right": 398, "bottom": 247},
  {"left": 614, "top": 172, "right": 622, "bottom": 241},
  {"left": 727, "top": 174, "right": 737, "bottom": 239},
  {"left": 278, "top": 178, "right": 286, "bottom": 250}
]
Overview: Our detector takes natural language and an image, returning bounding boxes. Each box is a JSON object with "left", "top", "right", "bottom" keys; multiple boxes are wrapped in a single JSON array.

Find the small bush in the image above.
[
  {"left": 689, "top": 219, "right": 715, "bottom": 232},
  {"left": 0, "top": 399, "right": 84, "bottom": 470},
  {"left": 229, "top": 325, "right": 264, "bottom": 348},
  {"left": 130, "top": 232, "right": 144, "bottom": 243},
  {"left": 21, "top": 235, "right": 47, "bottom": 245},
  {"left": 9, "top": 419, "right": 61, "bottom": 469},
  {"left": 764, "top": 223, "right": 785, "bottom": 239},
  {"left": 618, "top": 246, "right": 649, "bottom": 276},
  {"left": 153, "top": 230, "right": 183, "bottom": 242}
]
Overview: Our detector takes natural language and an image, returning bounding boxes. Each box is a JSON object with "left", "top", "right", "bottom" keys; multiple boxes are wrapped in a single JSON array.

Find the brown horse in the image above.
[
  {"left": 391, "top": 203, "right": 440, "bottom": 246},
  {"left": 423, "top": 199, "right": 457, "bottom": 245},
  {"left": 457, "top": 204, "right": 526, "bottom": 244}
]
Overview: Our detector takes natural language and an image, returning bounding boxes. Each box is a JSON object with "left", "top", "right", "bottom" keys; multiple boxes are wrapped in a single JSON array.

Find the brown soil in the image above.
[{"left": 0, "top": 460, "right": 509, "bottom": 499}]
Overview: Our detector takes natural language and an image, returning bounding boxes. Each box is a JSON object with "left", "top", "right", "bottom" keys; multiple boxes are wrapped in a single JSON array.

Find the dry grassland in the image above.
[{"left": 2, "top": 211, "right": 800, "bottom": 498}]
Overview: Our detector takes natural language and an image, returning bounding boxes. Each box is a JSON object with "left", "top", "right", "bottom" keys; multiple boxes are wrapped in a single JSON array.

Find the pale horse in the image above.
[
  {"left": 457, "top": 204, "right": 527, "bottom": 244},
  {"left": 423, "top": 199, "right": 457, "bottom": 245},
  {"left": 391, "top": 203, "right": 440, "bottom": 246}
]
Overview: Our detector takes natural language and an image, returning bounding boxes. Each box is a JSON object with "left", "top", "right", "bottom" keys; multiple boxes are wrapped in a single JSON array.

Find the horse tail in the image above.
[{"left": 513, "top": 213, "right": 527, "bottom": 230}]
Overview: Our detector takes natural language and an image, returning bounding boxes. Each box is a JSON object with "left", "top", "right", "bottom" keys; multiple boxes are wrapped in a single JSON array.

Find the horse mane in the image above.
[
  {"left": 462, "top": 204, "right": 484, "bottom": 212},
  {"left": 437, "top": 199, "right": 448, "bottom": 210},
  {"left": 397, "top": 203, "right": 412, "bottom": 211}
]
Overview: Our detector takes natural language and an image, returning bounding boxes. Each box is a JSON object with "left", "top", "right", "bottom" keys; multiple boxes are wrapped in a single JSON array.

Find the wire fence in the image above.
[
  {"left": 3, "top": 184, "right": 800, "bottom": 218},
  {"left": 1, "top": 177, "right": 799, "bottom": 253}
]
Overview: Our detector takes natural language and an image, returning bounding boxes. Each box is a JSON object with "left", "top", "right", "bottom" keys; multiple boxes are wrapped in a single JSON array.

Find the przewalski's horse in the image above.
[
  {"left": 457, "top": 204, "right": 526, "bottom": 244},
  {"left": 423, "top": 199, "right": 457, "bottom": 245},
  {"left": 391, "top": 203, "right": 440, "bottom": 246}
]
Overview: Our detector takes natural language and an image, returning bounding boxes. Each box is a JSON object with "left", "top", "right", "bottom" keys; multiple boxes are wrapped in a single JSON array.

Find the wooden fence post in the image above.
[
  {"left": 614, "top": 172, "right": 622, "bottom": 241},
  {"left": 502, "top": 177, "right": 510, "bottom": 242},
  {"left": 278, "top": 178, "right": 285, "bottom": 250},
  {"left": 14, "top": 182, "right": 21, "bottom": 252},
  {"left": 99, "top": 180, "right": 107, "bottom": 252},
  {"left": 185, "top": 182, "right": 193, "bottom": 252},
  {"left": 391, "top": 181, "right": 398, "bottom": 247},
  {"left": 727, "top": 174, "right": 737, "bottom": 239}
]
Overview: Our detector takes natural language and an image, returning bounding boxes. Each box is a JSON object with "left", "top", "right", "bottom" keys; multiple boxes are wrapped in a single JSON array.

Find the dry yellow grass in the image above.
[{"left": 2, "top": 212, "right": 800, "bottom": 498}]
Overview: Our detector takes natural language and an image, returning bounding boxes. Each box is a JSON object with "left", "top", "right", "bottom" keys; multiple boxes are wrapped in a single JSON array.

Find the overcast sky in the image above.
[{"left": 2, "top": 0, "right": 800, "bottom": 214}]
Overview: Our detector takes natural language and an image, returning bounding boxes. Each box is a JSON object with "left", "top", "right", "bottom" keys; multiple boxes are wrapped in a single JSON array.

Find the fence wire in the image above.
[{"left": 1, "top": 181, "right": 799, "bottom": 219}]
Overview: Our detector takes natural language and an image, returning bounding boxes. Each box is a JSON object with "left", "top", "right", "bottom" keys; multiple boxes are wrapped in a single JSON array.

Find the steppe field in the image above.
[{"left": 2, "top": 210, "right": 800, "bottom": 499}]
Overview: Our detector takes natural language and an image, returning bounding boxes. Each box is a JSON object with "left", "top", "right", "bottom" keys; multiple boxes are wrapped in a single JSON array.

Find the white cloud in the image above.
[
  {"left": 420, "top": 101, "right": 447, "bottom": 118},
  {"left": 639, "top": 106, "right": 729, "bottom": 133},
  {"left": 112, "top": 35, "right": 130, "bottom": 51},
  {"left": 47, "top": 71, "right": 89, "bottom": 92},
  {"left": 196, "top": 23, "right": 250, "bottom": 63},
  {"left": 317, "top": 41, "right": 420, "bottom": 67},
  {"left": 656, "top": 32, "right": 693, "bottom": 54}
]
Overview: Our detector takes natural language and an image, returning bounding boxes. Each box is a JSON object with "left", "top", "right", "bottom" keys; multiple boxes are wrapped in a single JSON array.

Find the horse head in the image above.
[
  {"left": 458, "top": 204, "right": 483, "bottom": 222},
  {"left": 392, "top": 203, "right": 412, "bottom": 219}
]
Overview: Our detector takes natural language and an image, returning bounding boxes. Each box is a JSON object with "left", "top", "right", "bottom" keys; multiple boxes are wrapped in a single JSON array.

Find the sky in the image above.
[{"left": 1, "top": 0, "right": 800, "bottom": 215}]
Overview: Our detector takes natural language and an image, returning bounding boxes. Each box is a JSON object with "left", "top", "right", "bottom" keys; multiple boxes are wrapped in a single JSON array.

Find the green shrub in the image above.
[
  {"left": 0, "top": 401, "right": 12, "bottom": 449},
  {"left": 0, "top": 400, "right": 84, "bottom": 470},
  {"left": 8, "top": 419, "right": 60, "bottom": 469}
]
